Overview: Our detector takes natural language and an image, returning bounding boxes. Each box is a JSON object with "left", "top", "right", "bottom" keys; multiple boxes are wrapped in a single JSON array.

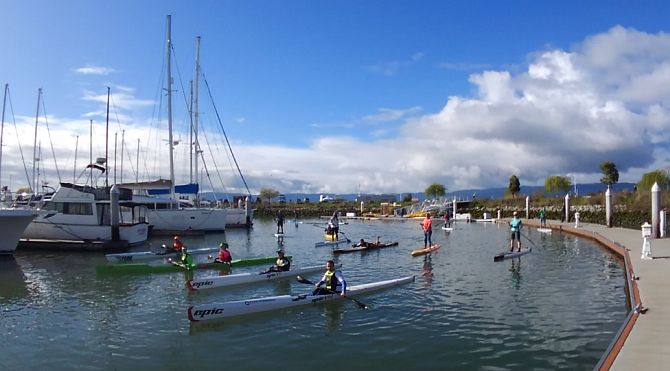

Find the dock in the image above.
[{"left": 523, "top": 219, "right": 670, "bottom": 370}]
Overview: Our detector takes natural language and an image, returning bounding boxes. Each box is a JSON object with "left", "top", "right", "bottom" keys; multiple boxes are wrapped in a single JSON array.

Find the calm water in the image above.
[{"left": 1, "top": 218, "right": 627, "bottom": 370}]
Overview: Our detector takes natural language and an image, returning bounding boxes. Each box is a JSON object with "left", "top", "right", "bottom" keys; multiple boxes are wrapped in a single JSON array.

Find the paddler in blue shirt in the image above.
[
  {"left": 509, "top": 211, "right": 522, "bottom": 252},
  {"left": 314, "top": 260, "right": 346, "bottom": 297}
]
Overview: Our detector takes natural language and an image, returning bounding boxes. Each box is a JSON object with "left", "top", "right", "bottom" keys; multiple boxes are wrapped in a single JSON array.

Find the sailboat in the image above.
[
  {"left": 119, "top": 15, "right": 228, "bottom": 235},
  {"left": 0, "top": 83, "right": 37, "bottom": 254}
]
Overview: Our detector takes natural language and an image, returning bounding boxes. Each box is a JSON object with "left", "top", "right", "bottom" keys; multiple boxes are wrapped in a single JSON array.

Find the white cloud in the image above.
[
  {"left": 364, "top": 52, "right": 425, "bottom": 76},
  {"left": 74, "top": 66, "right": 117, "bottom": 75},
  {"left": 5, "top": 27, "right": 670, "bottom": 195}
]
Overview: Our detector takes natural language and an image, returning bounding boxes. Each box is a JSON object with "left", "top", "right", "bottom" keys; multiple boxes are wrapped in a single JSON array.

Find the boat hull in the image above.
[
  {"left": 187, "top": 264, "right": 330, "bottom": 290},
  {"left": 315, "top": 239, "right": 349, "bottom": 247},
  {"left": 494, "top": 248, "right": 532, "bottom": 261},
  {"left": 0, "top": 209, "right": 37, "bottom": 254},
  {"left": 96, "top": 256, "right": 288, "bottom": 275},
  {"left": 146, "top": 208, "right": 227, "bottom": 234},
  {"left": 333, "top": 242, "right": 398, "bottom": 254},
  {"left": 105, "top": 246, "right": 218, "bottom": 263},
  {"left": 188, "top": 275, "right": 415, "bottom": 321}
]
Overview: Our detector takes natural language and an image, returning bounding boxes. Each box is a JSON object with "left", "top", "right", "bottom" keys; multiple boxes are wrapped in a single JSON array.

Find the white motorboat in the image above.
[{"left": 20, "top": 182, "right": 149, "bottom": 250}]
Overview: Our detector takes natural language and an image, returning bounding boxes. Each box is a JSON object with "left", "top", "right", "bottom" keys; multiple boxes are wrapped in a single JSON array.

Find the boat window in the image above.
[{"left": 44, "top": 202, "right": 93, "bottom": 215}]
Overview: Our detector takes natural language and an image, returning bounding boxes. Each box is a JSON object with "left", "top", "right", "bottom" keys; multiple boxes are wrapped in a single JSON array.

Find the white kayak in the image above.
[
  {"left": 537, "top": 228, "right": 552, "bottom": 234},
  {"left": 314, "top": 239, "right": 350, "bottom": 247},
  {"left": 186, "top": 264, "right": 335, "bottom": 291},
  {"left": 105, "top": 246, "right": 218, "bottom": 263},
  {"left": 188, "top": 275, "right": 415, "bottom": 322},
  {"left": 494, "top": 247, "right": 532, "bottom": 261}
]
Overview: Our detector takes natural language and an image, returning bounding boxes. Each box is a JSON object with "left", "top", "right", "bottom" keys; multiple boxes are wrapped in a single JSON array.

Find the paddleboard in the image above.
[
  {"left": 274, "top": 233, "right": 285, "bottom": 238},
  {"left": 537, "top": 228, "right": 552, "bottom": 234},
  {"left": 315, "top": 239, "right": 350, "bottom": 247},
  {"left": 493, "top": 248, "right": 532, "bottom": 261},
  {"left": 410, "top": 244, "right": 441, "bottom": 257},
  {"left": 441, "top": 226, "right": 453, "bottom": 231}
]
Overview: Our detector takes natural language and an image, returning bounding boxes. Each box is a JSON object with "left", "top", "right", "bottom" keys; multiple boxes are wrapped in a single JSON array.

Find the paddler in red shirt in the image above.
[{"left": 421, "top": 213, "right": 433, "bottom": 248}]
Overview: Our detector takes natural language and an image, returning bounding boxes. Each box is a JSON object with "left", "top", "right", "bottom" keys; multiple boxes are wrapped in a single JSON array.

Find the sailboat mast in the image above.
[
  {"left": 31, "top": 88, "right": 42, "bottom": 194},
  {"left": 0, "top": 84, "right": 7, "bottom": 188},
  {"left": 193, "top": 36, "right": 201, "bottom": 190},
  {"left": 166, "top": 15, "right": 176, "bottom": 200},
  {"left": 105, "top": 87, "right": 110, "bottom": 187},
  {"left": 73, "top": 135, "right": 79, "bottom": 183}
]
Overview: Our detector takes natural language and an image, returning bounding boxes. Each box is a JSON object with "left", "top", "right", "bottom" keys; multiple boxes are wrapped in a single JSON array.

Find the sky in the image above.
[{"left": 1, "top": 0, "right": 670, "bottom": 197}]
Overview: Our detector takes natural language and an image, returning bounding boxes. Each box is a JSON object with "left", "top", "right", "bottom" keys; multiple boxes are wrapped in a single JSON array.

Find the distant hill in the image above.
[{"left": 201, "top": 182, "right": 636, "bottom": 203}]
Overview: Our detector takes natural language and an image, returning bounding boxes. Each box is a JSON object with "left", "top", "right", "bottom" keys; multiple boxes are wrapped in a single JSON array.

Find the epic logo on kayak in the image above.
[
  {"left": 193, "top": 308, "right": 224, "bottom": 318},
  {"left": 191, "top": 280, "right": 214, "bottom": 289}
]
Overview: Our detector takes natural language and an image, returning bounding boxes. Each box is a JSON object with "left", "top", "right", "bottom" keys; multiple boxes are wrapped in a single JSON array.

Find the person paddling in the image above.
[
  {"left": 313, "top": 260, "right": 346, "bottom": 297},
  {"left": 173, "top": 245, "right": 195, "bottom": 270},
  {"left": 263, "top": 250, "right": 291, "bottom": 273},
  {"left": 421, "top": 213, "right": 433, "bottom": 248},
  {"left": 172, "top": 235, "right": 184, "bottom": 252},
  {"left": 509, "top": 211, "right": 523, "bottom": 252},
  {"left": 328, "top": 210, "right": 340, "bottom": 241},
  {"left": 276, "top": 209, "right": 285, "bottom": 234},
  {"left": 215, "top": 242, "right": 232, "bottom": 263}
]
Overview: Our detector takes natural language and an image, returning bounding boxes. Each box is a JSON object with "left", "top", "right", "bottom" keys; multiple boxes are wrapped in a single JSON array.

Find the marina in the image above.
[{"left": 1, "top": 217, "right": 629, "bottom": 369}]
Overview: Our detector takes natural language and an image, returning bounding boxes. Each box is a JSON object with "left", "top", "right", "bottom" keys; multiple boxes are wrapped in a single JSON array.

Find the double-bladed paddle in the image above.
[{"left": 296, "top": 275, "right": 367, "bottom": 309}]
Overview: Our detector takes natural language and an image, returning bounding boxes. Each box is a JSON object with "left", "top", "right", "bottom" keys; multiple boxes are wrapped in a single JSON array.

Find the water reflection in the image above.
[
  {"left": 421, "top": 255, "right": 433, "bottom": 285},
  {"left": 323, "top": 301, "right": 346, "bottom": 333},
  {"left": 509, "top": 258, "right": 521, "bottom": 289},
  {"left": 0, "top": 256, "right": 27, "bottom": 300}
]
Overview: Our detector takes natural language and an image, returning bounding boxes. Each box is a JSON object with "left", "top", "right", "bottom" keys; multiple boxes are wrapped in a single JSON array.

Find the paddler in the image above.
[
  {"left": 509, "top": 211, "right": 523, "bottom": 252},
  {"left": 328, "top": 210, "right": 339, "bottom": 241},
  {"left": 172, "top": 235, "right": 184, "bottom": 252},
  {"left": 263, "top": 249, "right": 291, "bottom": 273},
  {"left": 313, "top": 260, "right": 346, "bottom": 297},
  {"left": 214, "top": 242, "right": 232, "bottom": 263},
  {"left": 173, "top": 245, "right": 195, "bottom": 270},
  {"left": 421, "top": 213, "right": 433, "bottom": 248}
]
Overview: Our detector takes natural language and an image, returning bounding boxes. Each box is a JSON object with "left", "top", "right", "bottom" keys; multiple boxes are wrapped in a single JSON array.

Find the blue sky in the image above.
[{"left": 1, "top": 1, "right": 670, "bottom": 196}]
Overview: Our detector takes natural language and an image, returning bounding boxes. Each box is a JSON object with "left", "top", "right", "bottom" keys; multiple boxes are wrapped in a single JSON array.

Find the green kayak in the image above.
[{"left": 96, "top": 256, "right": 289, "bottom": 275}]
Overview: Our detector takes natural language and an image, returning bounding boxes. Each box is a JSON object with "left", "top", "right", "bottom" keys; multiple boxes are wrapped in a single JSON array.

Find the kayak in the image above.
[
  {"left": 96, "top": 256, "right": 290, "bottom": 275},
  {"left": 105, "top": 246, "right": 218, "bottom": 263},
  {"left": 188, "top": 275, "right": 415, "bottom": 322},
  {"left": 315, "top": 239, "right": 350, "bottom": 247},
  {"left": 333, "top": 242, "right": 399, "bottom": 254},
  {"left": 410, "top": 244, "right": 441, "bottom": 257},
  {"left": 186, "top": 264, "right": 337, "bottom": 291},
  {"left": 537, "top": 228, "right": 552, "bottom": 234},
  {"left": 494, "top": 248, "right": 532, "bottom": 261}
]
